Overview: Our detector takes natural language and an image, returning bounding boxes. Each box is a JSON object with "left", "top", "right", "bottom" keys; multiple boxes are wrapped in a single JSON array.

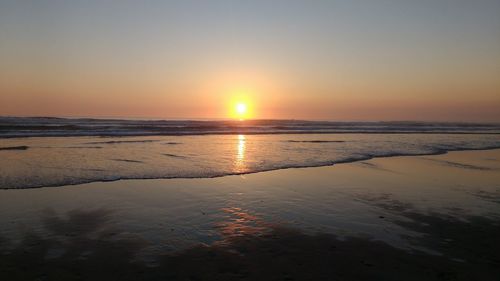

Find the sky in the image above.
[{"left": 1, "top": 0, "right": 499, "bottom": 121}]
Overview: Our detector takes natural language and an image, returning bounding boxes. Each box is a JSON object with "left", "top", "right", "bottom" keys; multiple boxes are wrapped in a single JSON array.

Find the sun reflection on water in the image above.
[{"left": 234, "top": 134, "right": 246, "bottom": 172}]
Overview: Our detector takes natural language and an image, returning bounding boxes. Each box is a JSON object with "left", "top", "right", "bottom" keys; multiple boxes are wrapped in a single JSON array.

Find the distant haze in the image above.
[{"left": 1, "top": 0, "right": 499, "bottom": 121}]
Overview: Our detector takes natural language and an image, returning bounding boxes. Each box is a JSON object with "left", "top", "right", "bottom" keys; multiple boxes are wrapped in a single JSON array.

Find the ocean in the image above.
[{"left": 1, "top": 117, "right": 499, "bottom": 189}]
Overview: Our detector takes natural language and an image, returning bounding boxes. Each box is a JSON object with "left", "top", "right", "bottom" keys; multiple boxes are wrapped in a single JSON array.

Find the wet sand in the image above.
[{"left": 1, "top": 149, "right": 499, "bottom": 280}]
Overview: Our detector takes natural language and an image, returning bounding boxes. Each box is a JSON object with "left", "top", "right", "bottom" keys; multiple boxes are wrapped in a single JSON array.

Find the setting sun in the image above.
[
  {"left": 234, "top": 102, "right": 249, "bottom": 120},
  {"left": 236, "top": 103, "right": 247, "bottom": 115},
  {"left": 228, "top": 93, "right": 253, "bottom": 120}
]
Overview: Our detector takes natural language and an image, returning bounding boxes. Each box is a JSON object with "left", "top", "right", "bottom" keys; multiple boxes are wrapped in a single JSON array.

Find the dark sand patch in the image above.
[
  {"left": 1, "top": 208, "right": 499, "bottom": 281},
  {"left": 356, "top": 194, "right": 500, "bottom": 278},
  {"left": 38, "top": 146, "right": 104, "bottom": 149},
  {"left": 0, "top": 146, "right": 28, "bottom": 151},
  {"left": 66, "top": 146, "right": 103, "bottom": 149},
  {"left": 468, "top": 189, "right": 500, "bottom": 204},
  {"left": 420, "top": 158, "right": 495, "bottom": 171},
  {"left": 111, "top": 159, "right": 144, "bottom": 163},
  {"left": 162, "top": 153, "right": 187, "bottom": 159},
  {"left": 354, "top": 162, "right": 395, "bottom": 173},
  {"left": 355, "top": 193, "right": 414, "bottom": 213}
]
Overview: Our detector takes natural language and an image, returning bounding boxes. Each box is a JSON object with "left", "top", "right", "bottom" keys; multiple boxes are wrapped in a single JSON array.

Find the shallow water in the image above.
[
  {"left": 1, "top": 133, "right": 500, "bottom": 189},
  {"left": 1, "top": 149, "right": 499, "bottom": 247}
]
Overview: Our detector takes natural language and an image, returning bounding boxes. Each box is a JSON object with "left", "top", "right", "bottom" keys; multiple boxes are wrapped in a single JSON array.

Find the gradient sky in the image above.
[{"left": 1, "top": 0, "right": 499, "bottom": 121}]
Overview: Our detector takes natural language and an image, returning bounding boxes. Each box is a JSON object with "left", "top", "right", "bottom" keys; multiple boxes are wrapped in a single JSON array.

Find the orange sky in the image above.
[{"left": 1, "top": 1, "right": 499, "bottom": 121}]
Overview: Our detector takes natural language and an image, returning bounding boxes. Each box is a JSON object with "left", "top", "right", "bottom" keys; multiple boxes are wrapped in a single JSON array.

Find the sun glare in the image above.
[
  {"left": 236, "top": 103, "right": 247, "bottom": 115},
  {"left": 233, "top": 102, "right": 249, "bottom": 120},
  {"left": 227, "top": 89, "right": 253, "bottom": 120}
]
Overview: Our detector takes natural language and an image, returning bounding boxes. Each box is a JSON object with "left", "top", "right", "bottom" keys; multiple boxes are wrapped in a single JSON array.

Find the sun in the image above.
[
  {"left": 227, "top": 91, "right": 253, "bottom": 120},
  {"left": 234, "top": 102, "right": 249, "bottom": 120},
  {"left": 236, "top": 103, "right": 247, "bottom": 115}
]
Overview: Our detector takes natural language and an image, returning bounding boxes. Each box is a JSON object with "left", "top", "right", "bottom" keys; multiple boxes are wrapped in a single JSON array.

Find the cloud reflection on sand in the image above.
[{"left": 1, "top": 205, "right": 500, "bottom": 280}]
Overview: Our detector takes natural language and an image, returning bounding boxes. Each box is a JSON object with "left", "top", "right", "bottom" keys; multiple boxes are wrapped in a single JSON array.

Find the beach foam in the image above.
[{"left": 0, "top": 132, "right": 499, "bottom": 189}]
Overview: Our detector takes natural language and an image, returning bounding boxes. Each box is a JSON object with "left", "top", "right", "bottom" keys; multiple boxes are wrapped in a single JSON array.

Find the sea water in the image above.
[{"left": 1, "top": 117, "right": 499, "bottom": 188}]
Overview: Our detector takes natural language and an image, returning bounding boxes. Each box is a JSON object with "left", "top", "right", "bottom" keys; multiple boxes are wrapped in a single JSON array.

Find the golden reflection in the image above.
[
  {"left": 234, "top": 134, "right": 246, "bottom": 172},
  {"left": 216, "top": 207, "right": 270, "bottom": 241}
]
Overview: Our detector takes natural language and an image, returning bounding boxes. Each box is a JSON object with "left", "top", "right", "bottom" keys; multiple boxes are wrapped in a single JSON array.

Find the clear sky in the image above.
[{"left": 1, "top": 0, "right": 499, "bottom": 121}]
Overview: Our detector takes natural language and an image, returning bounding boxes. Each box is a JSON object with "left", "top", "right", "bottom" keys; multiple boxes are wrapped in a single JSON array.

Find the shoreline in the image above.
[{"left": 2, "top": 146, "right": 500, "bottom": 190}]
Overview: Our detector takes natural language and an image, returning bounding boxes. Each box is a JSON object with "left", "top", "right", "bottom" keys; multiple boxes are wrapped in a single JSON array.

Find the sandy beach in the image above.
[{"left": 1, "top": 149, "right": 499, "bottom": 280}]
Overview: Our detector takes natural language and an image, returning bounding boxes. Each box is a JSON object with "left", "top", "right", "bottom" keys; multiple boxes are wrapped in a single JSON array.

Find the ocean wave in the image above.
[
  {"left": 86, "top": 140, "right": 160, "bottom": 145},
  {"left": 1, "top": 117, "right": 499, "bottom": 138},
  {"left": 285, "top": 140, "right": 345, "bottom": 143}
]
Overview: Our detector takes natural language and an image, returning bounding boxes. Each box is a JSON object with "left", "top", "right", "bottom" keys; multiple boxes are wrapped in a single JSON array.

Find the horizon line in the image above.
[{"left": 1, "top": 115, "right": 500, "bottom": 125}]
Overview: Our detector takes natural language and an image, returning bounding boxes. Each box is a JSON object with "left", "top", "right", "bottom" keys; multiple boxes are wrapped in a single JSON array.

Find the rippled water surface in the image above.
[{"left": 1, "top": 133, "right": 500, "bottom": 188}]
